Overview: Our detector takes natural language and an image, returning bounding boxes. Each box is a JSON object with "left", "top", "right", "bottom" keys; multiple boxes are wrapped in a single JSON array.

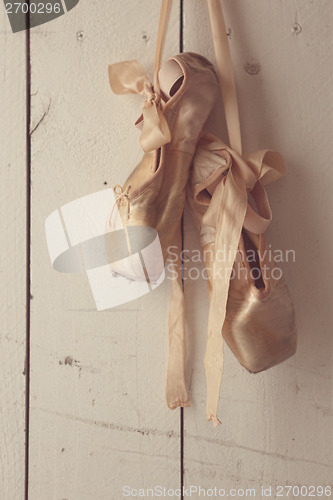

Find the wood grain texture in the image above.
[
  {"left": 2, "top": 0, "right": 332, "bottom": 496},
  {"left": 29, "top": 1, "right": 181, "bottom": 498},
  {"left": 0, "top": 9, "right": 27, "bottom": 500},
  {"left": 183, "top": 0, "right": 333, "bottom": 492}
]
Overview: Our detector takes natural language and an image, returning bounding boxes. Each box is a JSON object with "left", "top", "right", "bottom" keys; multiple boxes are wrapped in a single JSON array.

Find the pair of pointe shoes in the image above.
[{"left": 107, "top": 52, "right": 297, "bottom": 423}]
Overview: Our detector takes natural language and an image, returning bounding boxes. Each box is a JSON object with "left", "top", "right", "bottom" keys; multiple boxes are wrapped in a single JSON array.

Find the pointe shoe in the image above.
[
  {"left": 106, "top": 53, "right": 219, "bottom": 281},
  {"left": 106, "top": 52, "right": 219, "bottom": 410},
  {"left": 179, "top": 0, "right": 298, "bottom": 426},
  {"left": 104, "top": 0, "right": 221, "bottom": 414},
  {"left": 219, "top": 229, "right": 297, "bottom": 374},
  {"left": 186, "top": 131, "right": 297, "bottom": 422}
]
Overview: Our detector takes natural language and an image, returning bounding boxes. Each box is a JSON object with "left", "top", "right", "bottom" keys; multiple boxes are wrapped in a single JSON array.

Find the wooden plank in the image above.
[
  {"left": 29, "top": 1, "right": 182, "bottom": 497},
  {"left": 183, "top": 0, "right": 333, "bottom": 491},
  {"left": 0, "top": 9, "right": 27, "bottom": 500}
]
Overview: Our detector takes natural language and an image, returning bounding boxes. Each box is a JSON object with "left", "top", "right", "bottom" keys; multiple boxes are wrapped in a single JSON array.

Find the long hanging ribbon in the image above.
[
  {"left": 192, "top": 134, "right": 285, "bottom": 425},
  {"left": 199, "top": 1, "right": 286, "bottom": 425},
  {"left": 108, "top": 0, "right": 190, "bottom": 408},
  {"left": 207, "top": 0, "right": 242, "bottom": 155}
]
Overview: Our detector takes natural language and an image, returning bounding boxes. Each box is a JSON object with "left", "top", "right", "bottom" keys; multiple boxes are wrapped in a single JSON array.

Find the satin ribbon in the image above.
[
  {"left": 108, "top": 60, "right": 171, "bottom": 153},
  {"left": 192, "top": 134, "right": 285, "bottom": 425}
]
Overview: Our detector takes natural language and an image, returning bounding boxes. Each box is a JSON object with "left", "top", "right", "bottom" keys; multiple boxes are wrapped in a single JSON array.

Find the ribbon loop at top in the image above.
[{"left": 108, "top": 60, "right": 171, "bottom": 153}]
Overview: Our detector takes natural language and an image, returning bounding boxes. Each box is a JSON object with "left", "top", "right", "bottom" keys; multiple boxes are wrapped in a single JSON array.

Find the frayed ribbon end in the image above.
[{"left": 207, "top": 414, "right": 222, "bottom": 427}]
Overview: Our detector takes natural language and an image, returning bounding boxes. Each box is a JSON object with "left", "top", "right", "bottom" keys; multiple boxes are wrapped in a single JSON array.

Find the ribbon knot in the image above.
[
  {"left": 192, "top": 135, "right": 286, "bottom": 239},
  {"left": 108, "top": 60, "right": 171, "bottom": 153},
  {"left": 113, "top": 184, "right": 132, "bottom": 220}
]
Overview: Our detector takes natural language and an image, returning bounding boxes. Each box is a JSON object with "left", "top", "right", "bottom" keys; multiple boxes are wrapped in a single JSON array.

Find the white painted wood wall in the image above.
[{"left": 1, "top": 1, "right": 332, "bottom": 498}]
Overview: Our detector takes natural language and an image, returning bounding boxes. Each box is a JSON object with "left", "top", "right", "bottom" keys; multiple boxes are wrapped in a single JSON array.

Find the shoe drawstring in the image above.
[
  {"left": 107, "top": 184, "right": 133, "bottom": 259},
  {"left": 112, "top": 184, "right": 132, "bottom": 220}
]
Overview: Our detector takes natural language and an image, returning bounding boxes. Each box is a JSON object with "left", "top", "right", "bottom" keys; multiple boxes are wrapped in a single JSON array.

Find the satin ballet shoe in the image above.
[
  {"left": 106, "top": 53, "right": 219, "bottom": 411},
  {"left": 202, "top": 231, "right": 297, "bottom": 374},
  {"left": 106, "top": 53, "right": 219, "bottom": 281},
  {"left": 223, "top": 230, "right": 297, "bottom": 373},
  {"left": 186, "top": 132, "right": 297, "bottom": 423}
]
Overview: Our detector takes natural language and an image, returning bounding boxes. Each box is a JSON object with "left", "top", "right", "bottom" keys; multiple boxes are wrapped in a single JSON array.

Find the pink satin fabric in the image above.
[
  {"left": 109, "top": 60, "right": 171, "bottom": 153},
  {"left": 187, "top": 133, "right": 286, "bottom": 425}
]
